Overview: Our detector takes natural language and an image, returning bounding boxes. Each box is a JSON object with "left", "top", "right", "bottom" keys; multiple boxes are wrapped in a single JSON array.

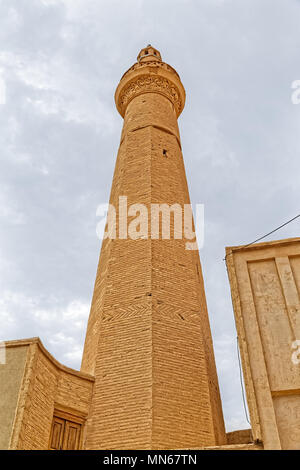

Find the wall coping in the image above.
[
  {"left": 4, "top": 337, "right": 95, "bottom": 382},
  {"left": 226, "top": 236, "right": 300, "bottom": 256}
]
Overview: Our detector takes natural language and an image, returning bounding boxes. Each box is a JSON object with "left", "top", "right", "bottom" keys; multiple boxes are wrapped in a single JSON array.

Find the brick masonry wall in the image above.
[
  {"left": 82, "top": 81, "right": 226, "bottom": 448},
  {"left": 8, "top": 339, "right": 93, "bottom": 450}
]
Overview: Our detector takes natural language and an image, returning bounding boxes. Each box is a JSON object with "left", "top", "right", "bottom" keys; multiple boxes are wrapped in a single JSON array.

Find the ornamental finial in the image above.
[{"left": 137, "top": 45, "right": 162, "bottom": 63}]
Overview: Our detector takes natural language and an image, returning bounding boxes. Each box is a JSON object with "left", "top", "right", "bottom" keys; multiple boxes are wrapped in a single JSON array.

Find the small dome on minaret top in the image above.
[{"left": 137, "top": 45, "right": 162, "bottom": 62}]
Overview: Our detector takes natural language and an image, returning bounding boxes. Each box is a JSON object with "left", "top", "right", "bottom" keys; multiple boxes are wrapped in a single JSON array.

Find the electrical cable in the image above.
[
  {"left": 223, "top": 213, "right": 300, "bottom": 261},
  {"left": 223, "top": 213, "right": 300, "bottom": 427}
]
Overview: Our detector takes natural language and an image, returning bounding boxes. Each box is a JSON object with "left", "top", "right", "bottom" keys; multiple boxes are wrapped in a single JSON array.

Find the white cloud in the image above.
[
  {"left": 0, "top": 187, "right": 26, "bottom": 225},
  {"left": 0, "top": 290, "right": 89, "bottom": 368},
  {"left": 0, "top": 71, "right": 6, "bottom": 104}
]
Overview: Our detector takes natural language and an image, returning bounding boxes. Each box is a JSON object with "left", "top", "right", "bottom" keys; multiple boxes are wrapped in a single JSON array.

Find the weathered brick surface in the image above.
[
  {"left": 18, "top": 347, "right": 57, "bottom": 449},
  {"left": 81, "top": 48, "right": 226, "bottom": 449},
  {"left": 6, "top": 338, "right": 94, "bottom": 450}
]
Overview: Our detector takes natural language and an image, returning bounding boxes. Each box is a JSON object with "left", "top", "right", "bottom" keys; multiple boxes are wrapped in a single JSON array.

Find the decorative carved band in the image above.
[{"left": 117, "top": 74, "right": 183, "bottom": 116}]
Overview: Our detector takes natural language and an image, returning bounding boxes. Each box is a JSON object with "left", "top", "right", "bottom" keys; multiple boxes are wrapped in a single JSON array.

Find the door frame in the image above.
[{"left": 49, "top": 404, "right": 87, "bottom": 450}]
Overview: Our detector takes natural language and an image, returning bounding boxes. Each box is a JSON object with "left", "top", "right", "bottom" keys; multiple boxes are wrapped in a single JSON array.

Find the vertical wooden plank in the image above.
[
  {"left": 63, "top": 421, "right": 81, "bottom": 450},
  {"left": 49, "top": 417, "right": 65, "bottom": 450}
]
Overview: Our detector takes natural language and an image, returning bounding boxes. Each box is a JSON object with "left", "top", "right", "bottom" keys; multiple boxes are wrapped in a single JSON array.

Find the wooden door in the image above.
[
  {"left": 62, "top": 421, "right": 81, "bottom": 450},
  {"left": 49, "top": 417, "right": 65, "bottom": 450},
  {"left": 49, "top": 416, "right": 82, "bottom": 450}
]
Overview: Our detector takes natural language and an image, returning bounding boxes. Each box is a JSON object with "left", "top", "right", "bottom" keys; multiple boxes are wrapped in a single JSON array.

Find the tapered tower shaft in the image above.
[{"left": 81, "top": 46, "right": 226, "bottom": 449}]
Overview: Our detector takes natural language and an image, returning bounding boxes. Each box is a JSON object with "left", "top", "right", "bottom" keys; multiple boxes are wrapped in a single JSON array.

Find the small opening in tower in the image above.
[
  {"left": 163, "top": 149, "right": 168, "bottom": 157},
  {"left": 145, "top": 50, "right": 148, "bottom": 55}
]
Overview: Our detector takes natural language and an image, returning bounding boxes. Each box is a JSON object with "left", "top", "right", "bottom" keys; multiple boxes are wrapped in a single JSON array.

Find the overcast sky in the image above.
[{"left": 1, "top": 0, "right": 300, "bottom": 433}]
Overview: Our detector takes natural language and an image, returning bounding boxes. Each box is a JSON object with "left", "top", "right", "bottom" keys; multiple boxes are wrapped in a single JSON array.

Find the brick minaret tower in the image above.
[{"left": 81, "top": 46, "right": 226, "bottom": 449}]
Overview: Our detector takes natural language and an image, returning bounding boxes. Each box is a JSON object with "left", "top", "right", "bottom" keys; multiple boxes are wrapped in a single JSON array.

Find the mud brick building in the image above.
[{"left": 1, "top": 46, "right": 299, "bottom": 450}]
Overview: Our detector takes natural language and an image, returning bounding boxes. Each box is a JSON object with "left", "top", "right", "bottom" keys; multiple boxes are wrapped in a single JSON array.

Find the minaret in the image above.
[{"left": 81, "top": 46, "right": 226, "bottom": 449}]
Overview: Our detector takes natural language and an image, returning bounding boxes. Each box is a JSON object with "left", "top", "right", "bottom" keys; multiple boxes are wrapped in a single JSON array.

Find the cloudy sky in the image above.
[{"left": 1, "top": 0, "right": 300, "bottom": 432}]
